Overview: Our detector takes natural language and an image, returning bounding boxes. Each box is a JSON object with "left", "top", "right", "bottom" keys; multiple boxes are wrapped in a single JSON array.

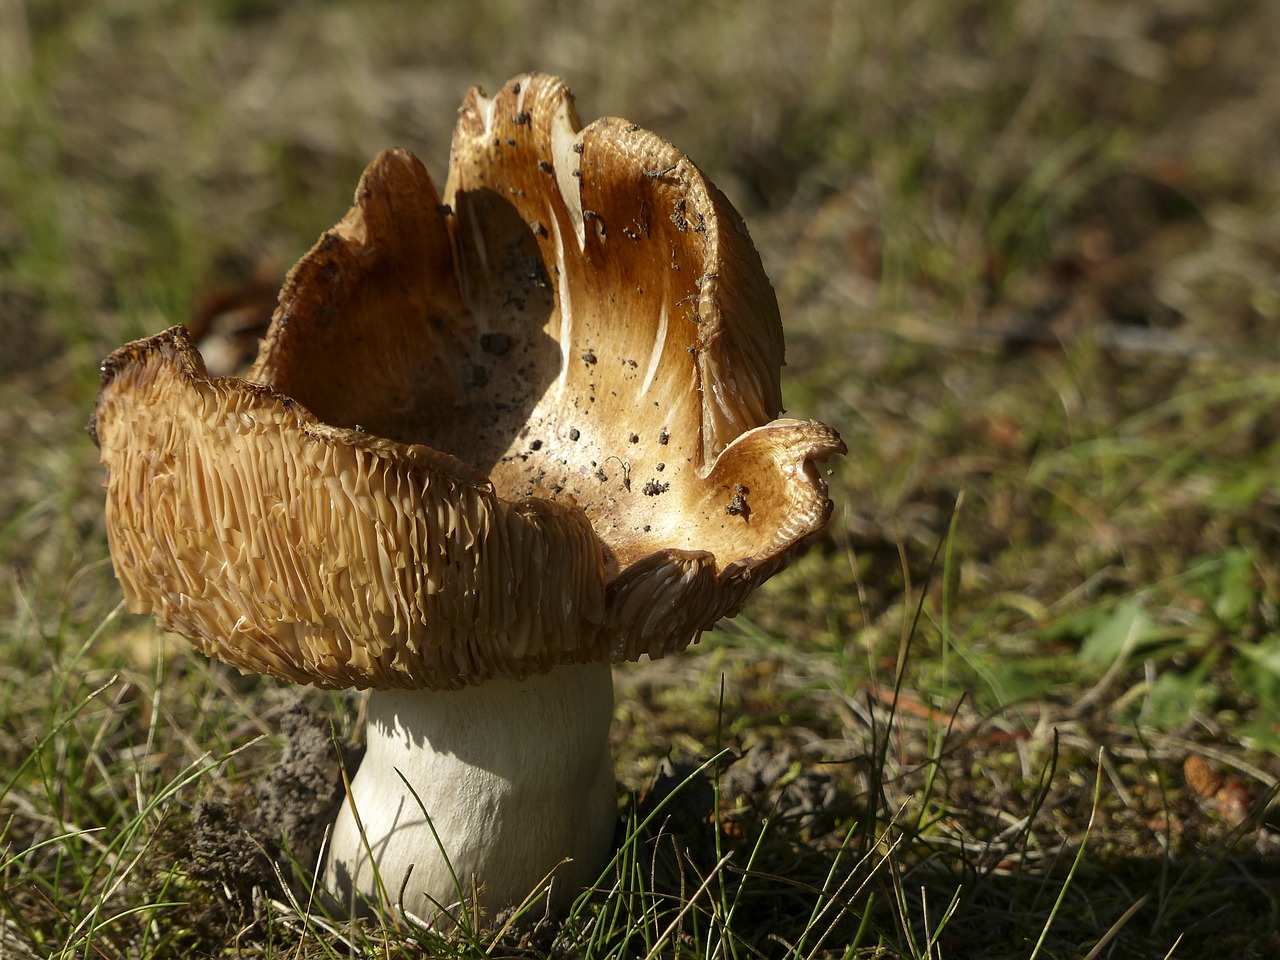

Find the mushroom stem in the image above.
[{"left": 325, "top": 661, "right": 617, "bottom": 924}]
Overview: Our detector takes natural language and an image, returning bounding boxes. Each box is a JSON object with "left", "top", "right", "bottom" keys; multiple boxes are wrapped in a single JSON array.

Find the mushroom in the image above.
[{"left": 90, "top": 73, "right": 845, "bottom": 924}]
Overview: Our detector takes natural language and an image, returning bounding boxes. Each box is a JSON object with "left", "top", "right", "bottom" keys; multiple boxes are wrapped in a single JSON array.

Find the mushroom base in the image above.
[{"left": 325, "top": 662, "right": 617, "bottom": 925}]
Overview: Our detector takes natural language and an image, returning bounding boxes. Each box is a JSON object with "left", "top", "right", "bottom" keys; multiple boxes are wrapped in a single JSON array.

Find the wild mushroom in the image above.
[{"left": 91, "top": 73, "right": 845, "bottom": 924}]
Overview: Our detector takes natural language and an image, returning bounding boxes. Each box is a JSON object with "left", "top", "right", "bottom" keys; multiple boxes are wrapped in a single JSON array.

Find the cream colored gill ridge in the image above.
[{"left": 639, "top": 272, "right": 671, "bottom": 401}]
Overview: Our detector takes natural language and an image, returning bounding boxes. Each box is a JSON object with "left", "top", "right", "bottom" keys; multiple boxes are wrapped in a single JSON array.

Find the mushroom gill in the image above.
[{"left": 92, "top": 71, "right": 844, "bottom": 692}]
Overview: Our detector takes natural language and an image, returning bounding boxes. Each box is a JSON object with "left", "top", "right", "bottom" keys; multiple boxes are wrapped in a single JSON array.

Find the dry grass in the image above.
[{"left": 4, "top": 0, "right": 1280, "bottom": 957}]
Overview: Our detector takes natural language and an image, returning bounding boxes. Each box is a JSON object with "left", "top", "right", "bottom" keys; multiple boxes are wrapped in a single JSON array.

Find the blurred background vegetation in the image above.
[{"left": 3, "top": 0, "right": 1280, "bottom": 957}]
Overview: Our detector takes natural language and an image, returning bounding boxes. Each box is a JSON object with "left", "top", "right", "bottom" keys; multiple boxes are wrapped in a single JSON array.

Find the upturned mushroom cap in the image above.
[{"left": 92, "top": 72, "right": 845, "bottom": 691}]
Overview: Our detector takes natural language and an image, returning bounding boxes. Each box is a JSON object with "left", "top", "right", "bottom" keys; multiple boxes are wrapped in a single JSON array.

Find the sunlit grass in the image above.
[{"left": 5, "top": 0, "right": 1280, "bottom": 956}]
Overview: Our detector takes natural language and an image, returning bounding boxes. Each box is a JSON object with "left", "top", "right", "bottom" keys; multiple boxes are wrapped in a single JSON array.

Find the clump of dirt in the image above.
[
  {"left": 637, "top": 755, "right": 718, "bottom": 835},
  {"left": 631, "top": 740, "right": 847, "bottom": 873},
  {"left": 723, "top": 742, "right": 842, "bottom": 836},
  {"left": 187, "top": 797, "right": 275, "bottom": 921},
  {"left": 609, "top": 741, "right": 856, "bottom": 952},
  {"left": 255, "top": 698, "right": 355, "bottom": 869},
  {"left": 184, "top": 699, "right": 358, "bottom": 929},
  {"left": 721, "top": 740, "right": 794, "bottom": 795},
  {"left": 488, "top": 905, "right": 563, "bottom": 957}
]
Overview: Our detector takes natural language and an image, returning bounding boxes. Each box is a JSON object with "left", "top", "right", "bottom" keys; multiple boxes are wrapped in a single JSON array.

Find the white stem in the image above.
[{"left": 325, "top": 662, "right": 616, "bottom": 925}]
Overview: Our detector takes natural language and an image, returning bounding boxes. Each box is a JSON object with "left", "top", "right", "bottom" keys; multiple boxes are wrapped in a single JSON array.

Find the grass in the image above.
[{"left": 4, "top": 0, "right": 1280, "bottom": 956}]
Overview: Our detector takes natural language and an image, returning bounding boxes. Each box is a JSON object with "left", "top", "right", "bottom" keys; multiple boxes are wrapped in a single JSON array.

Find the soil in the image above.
[
  {"left": 185, "top": 699, "right": 358, "bottom": 919},
  {"left": 185, "top": 708, "right": 839, "bottom": 938}
]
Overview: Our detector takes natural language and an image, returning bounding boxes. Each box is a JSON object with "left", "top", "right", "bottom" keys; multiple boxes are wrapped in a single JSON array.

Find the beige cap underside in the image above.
[{"left": 93, "top": 73, "right": 845, "bottom": 690}]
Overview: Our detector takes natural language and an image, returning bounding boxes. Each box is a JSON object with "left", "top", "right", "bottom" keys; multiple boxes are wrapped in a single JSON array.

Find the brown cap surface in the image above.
[{"left": 93, "top": 72, "right": 845, "bottom": 690}]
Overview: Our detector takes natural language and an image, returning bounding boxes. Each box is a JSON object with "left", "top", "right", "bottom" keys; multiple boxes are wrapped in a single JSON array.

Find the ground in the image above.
[{"left": 2, "top": 1, "right": 1280, "bottom": 957}]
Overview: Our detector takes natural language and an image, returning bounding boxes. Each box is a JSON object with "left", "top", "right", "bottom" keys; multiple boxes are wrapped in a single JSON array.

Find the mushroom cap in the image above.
[{"left": 92, "top": 73, "right": 846, "bottom": 691}]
